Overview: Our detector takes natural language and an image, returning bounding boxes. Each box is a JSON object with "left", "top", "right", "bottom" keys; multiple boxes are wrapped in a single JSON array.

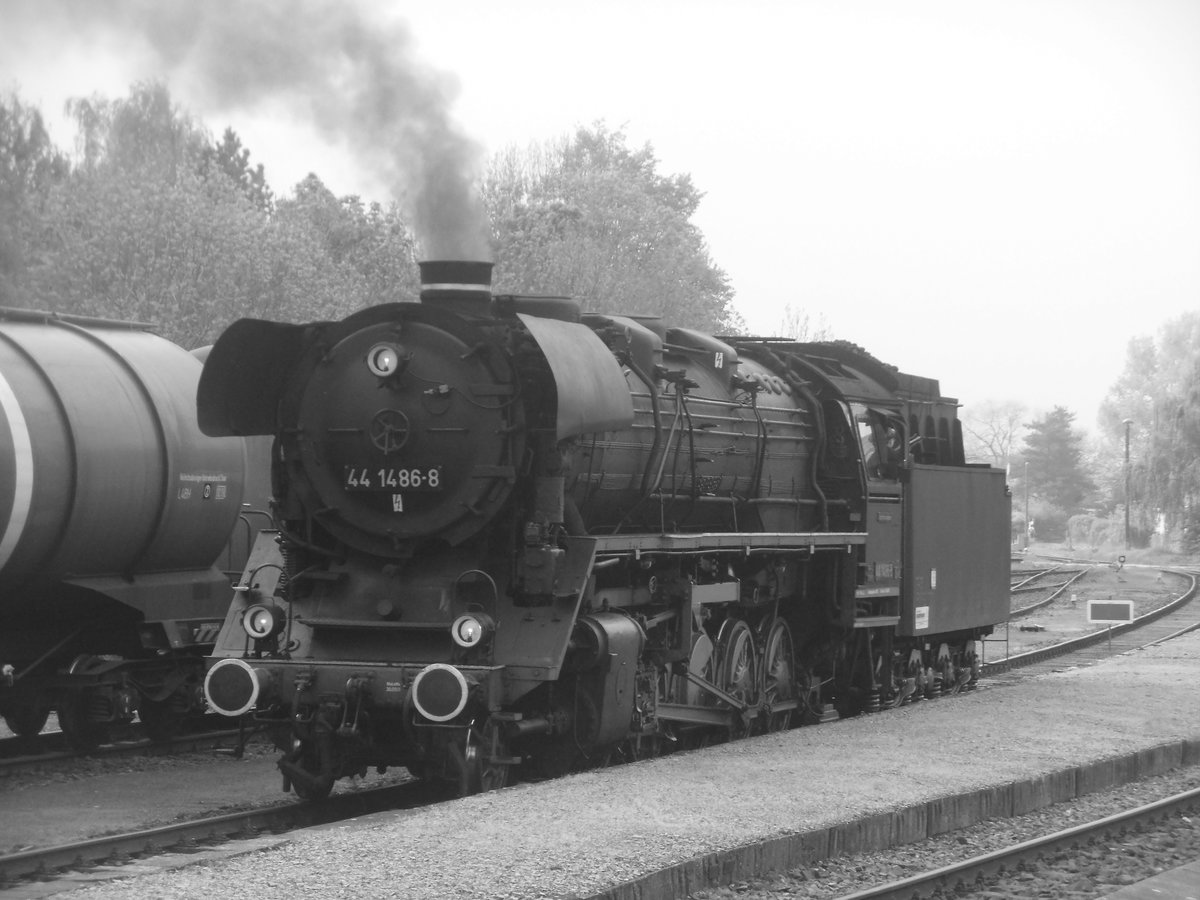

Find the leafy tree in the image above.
[
  {"left": 4, "top": 88, "right": 742, "bottom": 368},
  {"left": 272, "top": 174, "right": 420, "bottom": 318},
  {"left": 0, "top": 94, "right": 70, "bottom": 305},
  {"left": 7, "top": 83, "right": 426, "bottom": 347},
  {"left": 12, "top": 83, "right": 270, "bottom": 344},
  {"left": 201, "top": 128, "right": 274, "bottom": 212},
  {"left": 1021, "top": 407, "right": 1095, "bottom": 511},
  {"left": 484, "top": 124, "right": 738, "bottom": 332},
  {"left": 29, "top": 158, "right": 274, "bottom": 346},
  {"left": 67, "top": 81, "right": 208, "bottom": 181},
  {"left": 0, "top": 95, "right": 70, "bottom": 201},
  {"left": 1100, "top": 314, "right": 1200, "bottom": 548},
  {"left": 1140, "top": 355, "right": 1200, "bottom": 551}
]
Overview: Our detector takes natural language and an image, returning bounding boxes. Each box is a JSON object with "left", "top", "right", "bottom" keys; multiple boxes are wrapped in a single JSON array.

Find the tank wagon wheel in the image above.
[
  {"left": 138, "top": 696, "right": 188, "bottom": 743},
  {"left": 715, "top": 619, "right": 759, "bottom": 737},
  {"left": 57, "top": 655, "right": 112, "bottom": 753},
  {"left": 57, "top": 696, "right": 108, "bottom": 753},
  {"left": 761, "top": 618, "right": 797, "bottom": 732},
  {"left": 3, "top": 704, "right": 51, "bottom": 738}
]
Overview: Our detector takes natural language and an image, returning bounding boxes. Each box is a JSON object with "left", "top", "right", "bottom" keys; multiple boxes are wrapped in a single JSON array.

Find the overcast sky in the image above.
[{"left": 5, "top": 0, "right": 1198, "bottom": 432}]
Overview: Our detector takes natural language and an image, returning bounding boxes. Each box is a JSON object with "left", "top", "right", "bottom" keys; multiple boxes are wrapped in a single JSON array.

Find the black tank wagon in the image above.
[
  {"left": 0, "top": 309, "right": 269, "bottom": 749},
  {"left": 200, "top": 261, "right": 1010, "bottom": 799}
]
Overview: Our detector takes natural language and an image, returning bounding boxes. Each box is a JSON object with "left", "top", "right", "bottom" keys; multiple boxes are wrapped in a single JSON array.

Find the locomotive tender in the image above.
[
  {"left": 0, "top": 309, "right": 269, "bottom": 749},
  {"left": 200, "top": 261, "right": 1010, "bottom": 799}
]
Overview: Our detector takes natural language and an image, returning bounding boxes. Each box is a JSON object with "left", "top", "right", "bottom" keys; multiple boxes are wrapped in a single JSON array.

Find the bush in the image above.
[{"left": 1023, "top": 501, "right": 1069, "bottom": 543}]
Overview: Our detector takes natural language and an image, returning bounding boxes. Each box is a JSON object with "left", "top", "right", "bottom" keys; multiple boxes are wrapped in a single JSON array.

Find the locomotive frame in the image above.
[{"left": 200, "top": 261, "right": 1010, "bottom": 799}]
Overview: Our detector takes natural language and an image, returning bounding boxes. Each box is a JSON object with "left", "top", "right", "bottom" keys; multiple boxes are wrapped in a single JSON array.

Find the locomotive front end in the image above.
[
  {"left": 200, "top": 261, "right": 643, "bottom": 797},
  {"left": 283, "top": 303, "right": 524, "bottom": 557},
  {"left": 198, "top": 262, "right": 532, "bottom": 793}
]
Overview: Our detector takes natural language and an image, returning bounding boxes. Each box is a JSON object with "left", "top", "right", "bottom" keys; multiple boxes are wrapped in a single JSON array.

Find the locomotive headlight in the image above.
[
  {"left": 450, "top": 612, "right": 494, "bottom": 648},
  {"left": 242, "top": 604, "right": 285, "bottom": 641},
  {"left": 367, "top": 343, "right": 402, "bottom": 377}
]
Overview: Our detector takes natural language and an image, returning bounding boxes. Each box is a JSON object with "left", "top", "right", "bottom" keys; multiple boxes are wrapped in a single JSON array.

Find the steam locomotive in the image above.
[
  {"left": 200, "top": 261, "right": 1010, "bottom": 799},
  {"left": 0, "top": 309, "right": 271, "bottom": 750}
]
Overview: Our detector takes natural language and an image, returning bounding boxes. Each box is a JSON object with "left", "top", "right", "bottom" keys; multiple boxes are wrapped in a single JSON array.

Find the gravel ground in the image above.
[{"left": 39, "top": 630, "right": 1200, "bottom": 900}]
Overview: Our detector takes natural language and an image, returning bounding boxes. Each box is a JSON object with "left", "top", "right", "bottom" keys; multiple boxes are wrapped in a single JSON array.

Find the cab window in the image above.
[{"left": 851, "top": 404, "right": 903, "bottom": 480}]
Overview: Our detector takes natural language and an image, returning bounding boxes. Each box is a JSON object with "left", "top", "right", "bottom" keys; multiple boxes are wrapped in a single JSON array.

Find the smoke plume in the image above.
[{"left": 13, "top": 0, "right": 491, "bottom": 259}]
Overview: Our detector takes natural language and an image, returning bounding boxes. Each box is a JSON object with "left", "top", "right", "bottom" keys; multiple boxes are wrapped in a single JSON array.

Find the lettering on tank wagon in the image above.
[{"left": 177, "top": 472, "right": 229, "bottom": 502}]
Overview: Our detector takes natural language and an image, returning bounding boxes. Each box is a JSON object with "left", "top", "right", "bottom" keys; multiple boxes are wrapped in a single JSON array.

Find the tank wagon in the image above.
[
  {"left": 200, "top": 261, "right": 1011, "bottom": 799},
  {"left": 0, "top": 309, "right": 269, "bottom": 749}
]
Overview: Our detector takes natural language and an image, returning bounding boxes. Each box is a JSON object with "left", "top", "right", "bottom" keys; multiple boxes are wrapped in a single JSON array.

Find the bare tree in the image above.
[
  {"left": 777, "top": 302, "right": 831, "bottom": 340},
  {"left": 961, "top": 400, "right": 1027, "bottom": 469}
]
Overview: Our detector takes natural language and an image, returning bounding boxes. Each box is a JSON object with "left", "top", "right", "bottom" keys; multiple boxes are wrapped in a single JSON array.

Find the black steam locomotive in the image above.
[{"left": 200, "top": 261, "right": 1010, "bottom": 799}]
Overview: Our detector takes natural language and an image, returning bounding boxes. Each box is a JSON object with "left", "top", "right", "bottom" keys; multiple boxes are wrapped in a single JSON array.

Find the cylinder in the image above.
[{"left": 0, "top": 311, "right": 248, "bottom": 597}]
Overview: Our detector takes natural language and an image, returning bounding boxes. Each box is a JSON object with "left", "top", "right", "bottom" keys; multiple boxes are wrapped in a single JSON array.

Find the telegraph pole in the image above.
[
  {"left": 1024, "top": 459, "right": 1030, "bottom": 550},
  {"left": 1123, "top": 418, "right": 1133, "bottom": 550}
]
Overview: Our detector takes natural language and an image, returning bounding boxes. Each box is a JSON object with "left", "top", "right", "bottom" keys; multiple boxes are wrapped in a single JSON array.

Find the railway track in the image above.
[
  {"left": 0, "top": 778, "right": 436, "bottom": 886},
  {"left": 0, "top": 722, "right": 256, "bottom": 778},
  {"left": 984, "top": 567, "right": 1198, "bottom": 683},
  {"left": 4, "top": 567, "right": 1197, "bottom": 891},
  {"left": 1010, "top": 561, "right": 1076, "bottom": 592},
  {"left": 1009, "top": 564, "right": 1088, "bottom": 617},
  {"left": 829, "top": 785, "right": 1200, "bottom": 900}
]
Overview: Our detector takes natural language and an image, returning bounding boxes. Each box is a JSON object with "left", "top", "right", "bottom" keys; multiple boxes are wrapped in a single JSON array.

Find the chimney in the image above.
[{"left": 419, "top": 260, "right": 493, "bottom": 315}]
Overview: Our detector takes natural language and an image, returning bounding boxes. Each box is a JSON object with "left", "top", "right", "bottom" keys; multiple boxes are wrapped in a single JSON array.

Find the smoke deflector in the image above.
[{"left": 517, "top": 313, "right": 634, "bottom": 440}]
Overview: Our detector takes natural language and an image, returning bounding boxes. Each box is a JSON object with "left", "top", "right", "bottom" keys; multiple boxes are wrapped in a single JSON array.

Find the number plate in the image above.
[{"left": 343, "top": 466, "right": 443, "bottom": 492}]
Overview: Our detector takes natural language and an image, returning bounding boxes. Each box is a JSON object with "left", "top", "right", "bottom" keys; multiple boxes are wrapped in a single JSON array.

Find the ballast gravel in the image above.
[
  {"left": 688, "top": 765, "right": 1200, "bottom": 899},
  {"left": 52, "top": 631, "right": 1200, "bottom": 900}
]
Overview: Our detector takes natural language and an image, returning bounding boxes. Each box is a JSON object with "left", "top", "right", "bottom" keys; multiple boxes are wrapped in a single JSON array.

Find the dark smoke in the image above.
[{"left": 13, "top": 0, "right": 491, "bottom": 259}]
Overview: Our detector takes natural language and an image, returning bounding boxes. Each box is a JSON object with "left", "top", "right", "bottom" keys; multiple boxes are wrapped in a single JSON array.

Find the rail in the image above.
[
  {"left": 984, "top": 568, "right": 1198, "bottom": 674},
  {"left": 831, "top": 786, "right": 1200, "bottom": 900}
]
